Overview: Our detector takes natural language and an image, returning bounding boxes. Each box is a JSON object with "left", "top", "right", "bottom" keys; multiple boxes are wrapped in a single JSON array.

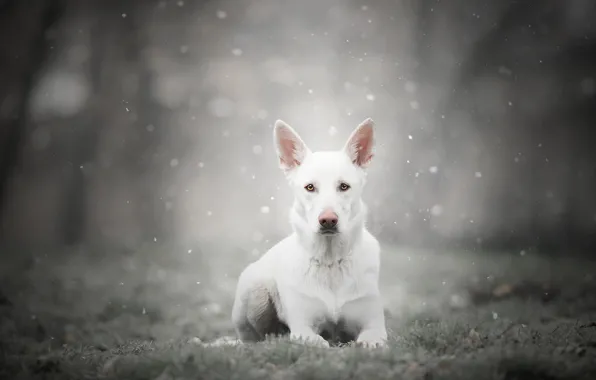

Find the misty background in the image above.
[
  {"left": 2, "top": 0, "right": 596, "bottom": 253},
  {"left": 1, "top": 0, "right": 596, "bottom": 345}
]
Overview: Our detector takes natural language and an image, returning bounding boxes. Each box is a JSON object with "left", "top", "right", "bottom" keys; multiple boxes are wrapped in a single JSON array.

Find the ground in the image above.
[{"left": 1, "top": 241, "right": 596, "bottom": 380}]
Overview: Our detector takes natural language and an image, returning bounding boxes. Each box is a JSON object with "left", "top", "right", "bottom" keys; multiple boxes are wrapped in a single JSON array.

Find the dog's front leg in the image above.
[
  {"left": 355, "top": 296, "right": 388, "bottom": 348},
  {"left": 283, "top": 292, "right": 329, "bottom": 347}
]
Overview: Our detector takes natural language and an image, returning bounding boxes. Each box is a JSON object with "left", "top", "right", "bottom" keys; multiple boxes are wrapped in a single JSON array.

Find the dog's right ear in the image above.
[{"left": 273, "top": 120, "right": 310, "bottom": 174}]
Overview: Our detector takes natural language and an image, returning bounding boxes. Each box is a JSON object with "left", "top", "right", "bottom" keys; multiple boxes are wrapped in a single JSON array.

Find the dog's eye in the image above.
[
  {"left": 339, "top": 183, "right": 351, "bottom": 191},
  {"left": 304, "top": 184, "right": 316, "bottom": 192}
]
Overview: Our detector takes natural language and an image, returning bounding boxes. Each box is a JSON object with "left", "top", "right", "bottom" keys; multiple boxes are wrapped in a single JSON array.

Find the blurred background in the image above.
[{"left": 1, "top": 0, "right": 596, "bottom": 346}]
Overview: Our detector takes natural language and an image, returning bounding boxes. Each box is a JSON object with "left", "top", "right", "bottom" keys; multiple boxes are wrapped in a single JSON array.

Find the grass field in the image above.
[{"left": 1, "top": 241, "right": 596, "bottom": 379}]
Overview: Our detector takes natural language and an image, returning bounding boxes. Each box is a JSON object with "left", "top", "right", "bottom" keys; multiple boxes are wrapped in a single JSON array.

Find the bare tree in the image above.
[{"left": 0, "top": 0, "right": 65, "bottom": 228}]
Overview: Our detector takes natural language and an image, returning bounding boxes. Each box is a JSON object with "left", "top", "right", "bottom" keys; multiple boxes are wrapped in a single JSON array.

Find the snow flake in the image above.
[
  {"left": 409, "top": 100, "right": 420, "bottom": 110},
  {"left": 404, "top": 81, "right": 417, "bottom": 93},
  {"left": 216, "top": 10, "right": 227, "bottom": 19},
  {"left": 581, "top": 77, "right": 595, "bottom": 95},
  {"left": 208, "top": 97, "right": 235, "bottom": 118},
  {"left": 430, "top": 204, "right": 443, "bottom": 216},
  {"left": 498, "top": 66, "right": 512, "bottom": 76},
  {"left": 198, "top": 162, "right": 204, "bottom": 168},
  {"left": 252, "top": 145, "right": 263, "bottom": 155},
  {"left": 252, "top": 231, "right": 263, "bottom": 242},
  {"left": 232, "top": 48, "right": 243, "bottom": 56},
  {"left": 260, "top": 206, "right": 270, "bottom": 214},
  {"left": 257, "top": 109, "right": 268, "bottom": 120},
  {"left": 170, "top": 158, "right": 179, "bottom": 167},
  {"left": 366, "top": 93, "right": 375, "bottom": 101},
  {"left": 328, "top": 126, "right": 338, "bottom": 136},
  {"left": 429, "top": 166, "right": 438, "bottom": 174},
  {"left": 474, "top": 171, "right": 482, "bottom": 178}
]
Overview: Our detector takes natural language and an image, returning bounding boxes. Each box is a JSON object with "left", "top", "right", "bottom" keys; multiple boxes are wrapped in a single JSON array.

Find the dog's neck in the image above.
[{"left": 290, "top": 201, "right": 366, "bottom": 262}]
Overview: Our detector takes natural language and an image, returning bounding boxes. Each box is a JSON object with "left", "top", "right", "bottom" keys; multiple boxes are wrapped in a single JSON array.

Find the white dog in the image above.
[{"left": 231, "top": 118, "right": 387, "bottom": 348}]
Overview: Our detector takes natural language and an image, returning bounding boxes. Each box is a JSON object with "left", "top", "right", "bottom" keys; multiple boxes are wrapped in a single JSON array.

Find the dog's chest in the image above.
[{"left": 304, "top": 260, "right": 360, "bottom": 323}]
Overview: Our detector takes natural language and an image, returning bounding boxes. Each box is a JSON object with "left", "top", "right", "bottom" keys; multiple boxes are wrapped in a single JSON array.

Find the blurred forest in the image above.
[{"left": 1, "top": 0, "right": 595, "bottom": 254}]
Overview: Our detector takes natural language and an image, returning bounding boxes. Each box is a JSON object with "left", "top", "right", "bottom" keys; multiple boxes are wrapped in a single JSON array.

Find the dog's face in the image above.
[{"left": 273, "top": 118, "right": 375, "bottom": 236}]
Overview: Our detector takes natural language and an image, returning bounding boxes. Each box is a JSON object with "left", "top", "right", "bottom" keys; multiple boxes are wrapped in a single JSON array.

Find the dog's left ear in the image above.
[{"left": 343, "top": 118, "right": 375, "bottom": 168}]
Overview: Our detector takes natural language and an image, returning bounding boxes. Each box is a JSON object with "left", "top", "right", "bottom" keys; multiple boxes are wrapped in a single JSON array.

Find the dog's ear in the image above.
[
  {"left": 343, "top": 118, "right": 375, "bottom": 168},
  {"left": 273, "top": 120, "right": 311, "bottom": 173}
]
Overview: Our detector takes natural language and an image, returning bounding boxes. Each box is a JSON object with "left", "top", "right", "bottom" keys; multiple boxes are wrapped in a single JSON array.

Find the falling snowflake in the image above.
[
  {"left": 252, "top": 231, "right": 263, "bottom": 242},
  {"left": 257, "top": 109, "right": 268, "bottom": 119},
  {"left": 252, "top": 145, "right": 263, "bottom": 155},
  {"left": 216, "top": 10, "right": 227, "bottom": 19},
  {"left": 260, "top": 206, "right": 270, "bottom": 214},
  {"left": 366, "top": 93, "right": 375, "bottom": 101},
  {"left": 431, "top": 204, "right": 443, "bottom": 216},
  {"left": 404, "top": 81, "right": 417, "bottom": 93},
  {"left": 328, "top": 126, "right": 338, "bottom": 136},
  {"left": 429, "top": 166, "right": 438, "bottom": 174}
]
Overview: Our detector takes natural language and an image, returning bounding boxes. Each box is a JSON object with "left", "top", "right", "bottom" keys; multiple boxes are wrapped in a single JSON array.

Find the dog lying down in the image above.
[{"left": 231, "top": 118, "right": 388, "bottom": 348}]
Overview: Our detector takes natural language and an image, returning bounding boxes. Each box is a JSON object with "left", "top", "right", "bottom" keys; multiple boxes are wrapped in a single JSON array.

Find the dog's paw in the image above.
[
  {"left": 291, "top": 333, "right": 330, "bottom": 348},
  {"left": 354, "top": 338, "right": 388, "bottom": 349}
]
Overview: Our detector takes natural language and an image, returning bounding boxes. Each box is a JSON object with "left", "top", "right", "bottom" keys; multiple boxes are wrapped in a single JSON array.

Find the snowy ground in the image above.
[{"left": 1, "top": 241, "right": 596, "bottom": 379}]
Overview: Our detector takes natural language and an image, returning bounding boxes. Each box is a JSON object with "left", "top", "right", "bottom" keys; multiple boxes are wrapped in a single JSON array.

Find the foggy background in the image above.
[
  {"left": 1, "top": 0, "right": 596, "bottom": 345},
  {"left": 2, "top": 0, "right": 596, "bottom": 254}
]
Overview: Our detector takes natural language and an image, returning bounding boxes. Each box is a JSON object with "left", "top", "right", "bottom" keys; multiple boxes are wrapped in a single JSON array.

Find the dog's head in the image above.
[{"left": 273, "top": 118, "right": 375, "bottom": 236}]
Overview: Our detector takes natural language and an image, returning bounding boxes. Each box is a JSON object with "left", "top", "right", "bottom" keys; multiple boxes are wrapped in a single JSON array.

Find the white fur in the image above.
[{"left": 231, "top": 118, "right": 387, "bottom": 348}]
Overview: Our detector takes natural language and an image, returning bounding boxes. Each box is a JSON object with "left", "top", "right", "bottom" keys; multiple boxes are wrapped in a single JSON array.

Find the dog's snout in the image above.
[{"left": 318, "top": 209, "right": 338, "bottom": 228}]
